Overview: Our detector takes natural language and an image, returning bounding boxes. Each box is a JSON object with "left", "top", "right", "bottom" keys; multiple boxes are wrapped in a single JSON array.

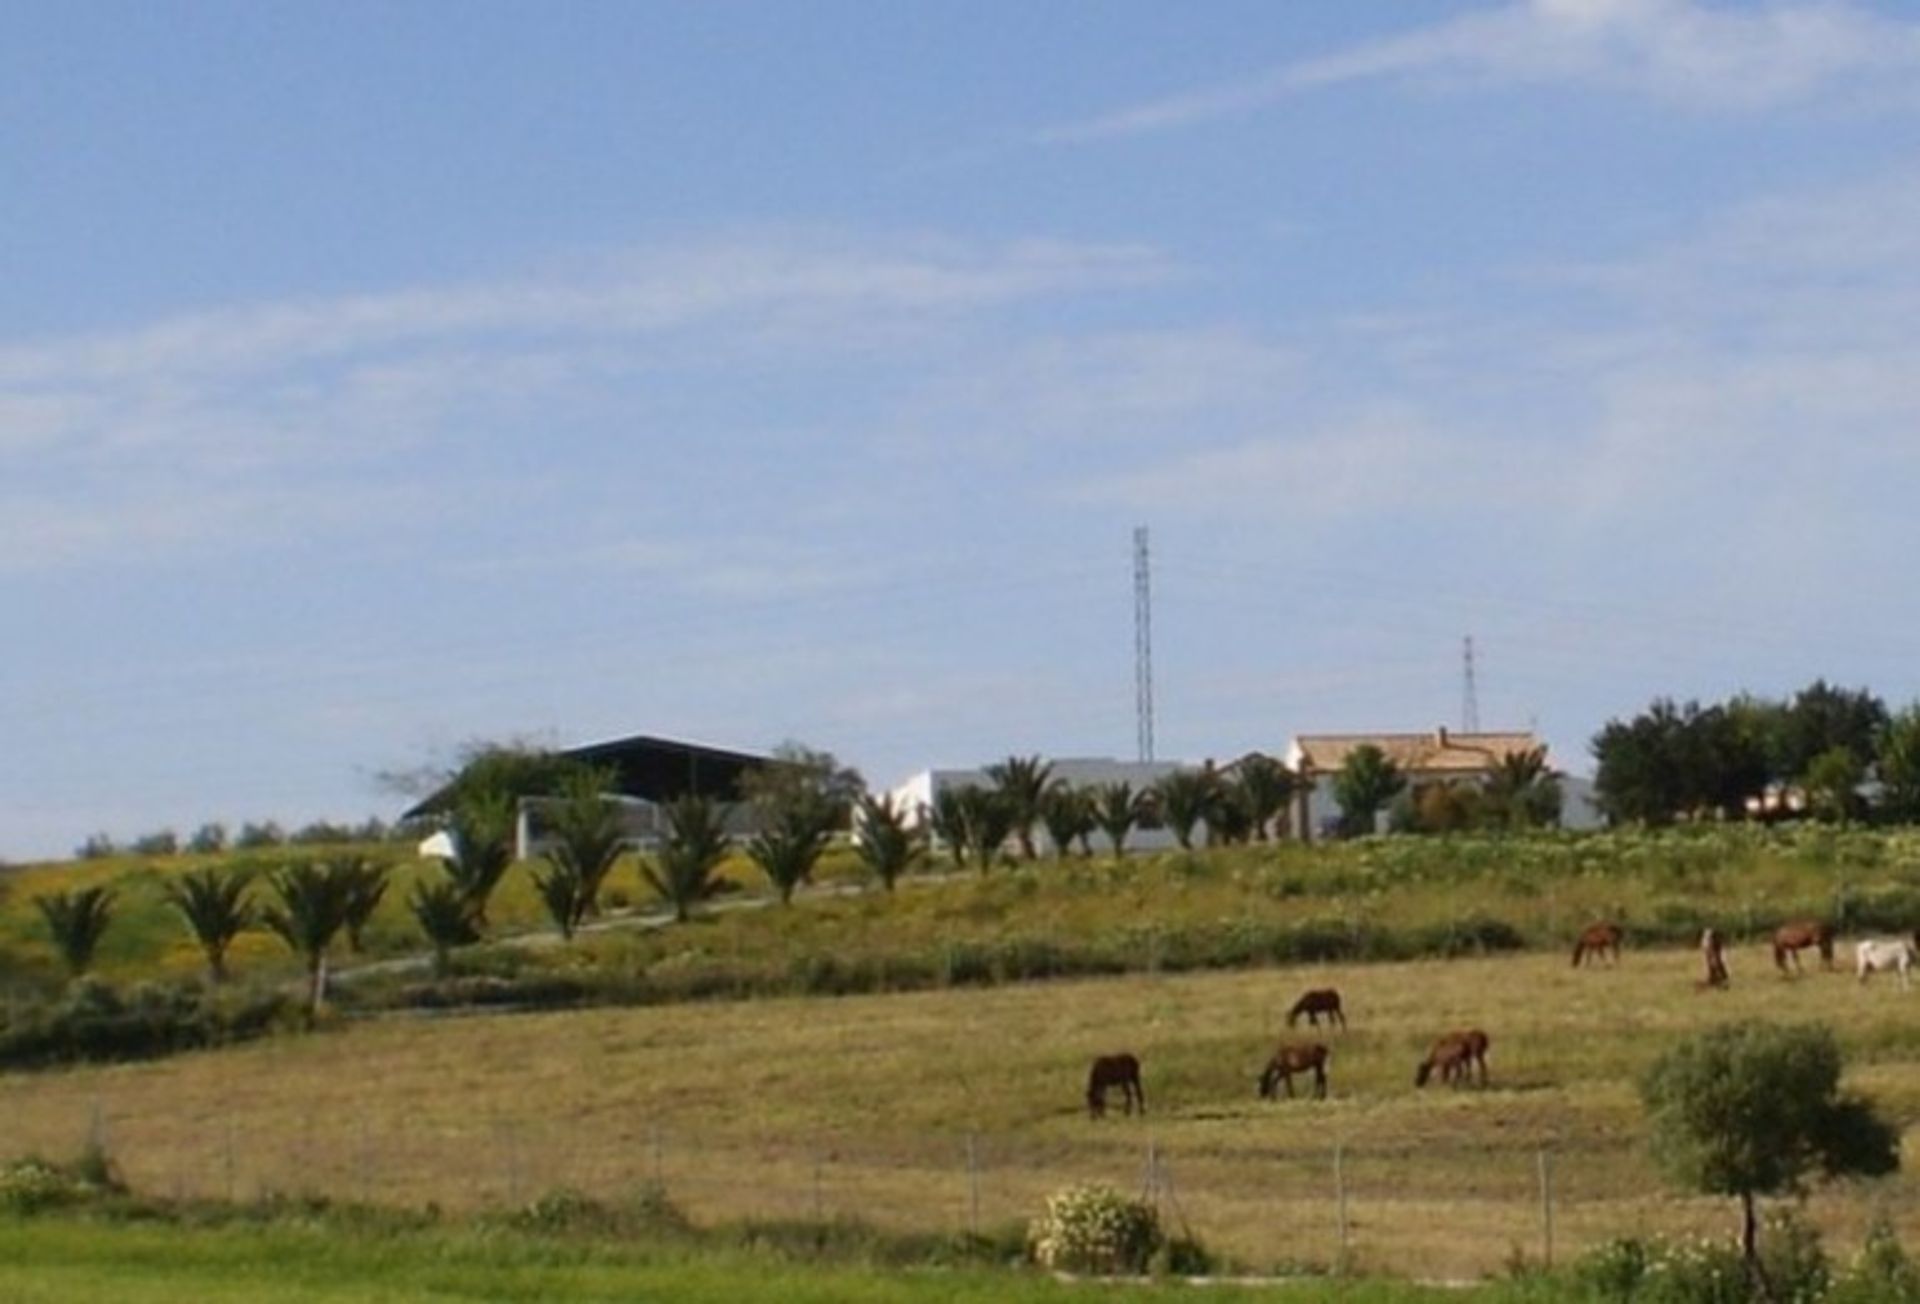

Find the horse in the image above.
[
  {"left": 1286, "top": 988, "right": 1347, "bottom": 1029},
  {"left": 1086, "top": 1053, "right": 1145, "bottom": 1118},
  {"left": 1773, "top": 921, "right": 1836, "bottom": 974},
  {"left": 1570, "top": 922, "right": 1623, "bottom": 967},
  {"left": 1699, "top": 927, "right": 1730, "bottom": 989},
  {"left": 1415, "top": 1029, "right": 1490, "bottom": 1088},
  {"left": 1855, "top": 937, "right": 1918, "bottom": 991},
  {"left": 1257, "top": 1043, "right": 1330, "bottom": 1100}
]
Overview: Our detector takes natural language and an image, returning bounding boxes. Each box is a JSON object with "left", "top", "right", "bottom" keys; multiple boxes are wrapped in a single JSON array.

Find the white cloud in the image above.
[{"left": 1039, "top": 0, "right": 1920, "bottom": 142}]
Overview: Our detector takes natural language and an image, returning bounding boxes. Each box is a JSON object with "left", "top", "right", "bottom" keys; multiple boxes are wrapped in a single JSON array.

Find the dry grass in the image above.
[{"left": 6, "top": 942, "right": 1920, "bottom": 1277}]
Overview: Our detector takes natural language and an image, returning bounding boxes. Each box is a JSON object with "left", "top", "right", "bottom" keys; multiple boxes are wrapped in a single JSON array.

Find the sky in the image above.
[{"left": 5, "top": 0, "right": 1920, "bottom": 859}]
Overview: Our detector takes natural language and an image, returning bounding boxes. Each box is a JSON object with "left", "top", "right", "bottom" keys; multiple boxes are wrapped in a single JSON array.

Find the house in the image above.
[
  {"left": 404, "top": 733, "right": 774, "bottom": 859},
  {"left": 1284, "top": 727, "right": 1552, "bottom": 839}
]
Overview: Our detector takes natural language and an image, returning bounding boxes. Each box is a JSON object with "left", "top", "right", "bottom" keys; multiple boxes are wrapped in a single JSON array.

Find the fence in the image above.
[{"left": 47, "top": 1099, "right": 1912, "bottom": 1280}]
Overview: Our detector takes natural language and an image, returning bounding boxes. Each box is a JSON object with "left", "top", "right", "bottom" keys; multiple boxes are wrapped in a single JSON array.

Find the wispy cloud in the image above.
[{"left": 1039, "top": 0, "right": 1920, "bottom": 142}]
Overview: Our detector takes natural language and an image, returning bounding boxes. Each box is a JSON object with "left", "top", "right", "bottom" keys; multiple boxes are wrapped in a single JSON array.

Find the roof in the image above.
[
  {"left": 403, "top": 733, "right": 773, "bottom": 819},
  {"left": 1288, "top": 729, "right": 1543, "bottom": 777}
]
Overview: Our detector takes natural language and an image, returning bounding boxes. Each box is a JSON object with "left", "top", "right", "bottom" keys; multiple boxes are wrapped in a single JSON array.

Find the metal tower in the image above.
[
  {"left": 1461, "top": 635, "right": 1481, "bottom": 734},
  {"left": 1133, "top": 526, "right": 1155, "bottom": 763}
]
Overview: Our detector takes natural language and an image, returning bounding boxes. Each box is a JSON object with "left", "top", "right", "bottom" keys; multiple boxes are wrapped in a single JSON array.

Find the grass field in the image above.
[
  {"left": 5, "top": 942, "right": 1919, "bottom": 1280},
  {"left": 0, "top": 1215, "right": 1479, "bottom": 1303}
]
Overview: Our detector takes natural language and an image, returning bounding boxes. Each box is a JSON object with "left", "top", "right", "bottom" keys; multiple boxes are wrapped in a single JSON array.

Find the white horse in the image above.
[{"left": 1854, "top": 938, "right": 1917, "bottom": 990}]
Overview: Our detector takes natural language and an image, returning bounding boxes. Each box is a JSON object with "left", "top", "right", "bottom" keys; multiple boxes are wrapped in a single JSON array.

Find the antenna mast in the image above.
[
  {"left": 1461, "top": 635, "right": 1481, "bottom": 734},
  {"left": 1133, "top": 526, "right": 1155, "bottom": 762}
]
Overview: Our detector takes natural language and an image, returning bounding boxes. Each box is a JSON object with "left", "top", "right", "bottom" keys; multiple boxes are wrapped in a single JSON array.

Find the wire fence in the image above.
[{"left": 49, "top": 1098, "right": 1898, "bottom": 1279}]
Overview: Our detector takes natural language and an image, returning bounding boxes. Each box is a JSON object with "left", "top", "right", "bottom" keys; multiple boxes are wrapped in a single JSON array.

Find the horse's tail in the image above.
[{"left": 1414, "top": 1058, "right": 1433, "bottom": 1088}]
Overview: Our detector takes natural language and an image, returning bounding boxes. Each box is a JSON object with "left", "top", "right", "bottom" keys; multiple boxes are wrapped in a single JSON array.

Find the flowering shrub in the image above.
[
  {"left": 0, "top": 1158, "right": 107, "bottom": 1214},
  {"left": 1830, "top": 1222, "right": 1920, "bottom": 1304},
  {"left": 1573, "top": 1214, "right": 1828, "bottom": 1304},
  {"left": 1027, "top": 1183, "right": 1161, "bottom": 1275}
]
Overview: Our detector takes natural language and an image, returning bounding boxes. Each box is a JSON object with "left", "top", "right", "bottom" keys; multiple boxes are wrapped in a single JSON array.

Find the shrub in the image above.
[
  {"left": 1570, "top": 1216, "right": 1828, "bottom": 1304},
  {"left": 1027, "top": 1183, "right": 1162, "bottom": 1276},
  {"left": 1831, "top": 1221, "right": 1920, "bottom": 1304},
  {"left": 0, "top": 1155, "right": 120, "bottom": 1213}
]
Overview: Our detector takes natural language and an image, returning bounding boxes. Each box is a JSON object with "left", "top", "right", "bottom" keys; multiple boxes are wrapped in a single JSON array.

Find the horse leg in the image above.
[{"left": 1312, "top": 1064, "right": 1326, "bottom": 1099}]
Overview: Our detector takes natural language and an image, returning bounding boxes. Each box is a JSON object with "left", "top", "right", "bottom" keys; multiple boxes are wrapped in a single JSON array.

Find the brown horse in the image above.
[
  {"left": 1570, "top": 922, "right": 1623, "bottom": 967},
  {"left": 1258, "top": 1043, "right": 1329, "bottom": 1100},
  {"left": 1699, "top": 927, "right": 1730, "bottom": 989},
  {"left": 1286, "top": 988, "right": 1347, "bottom": 1029},
  {"left": 1415, "top": 1029, "right": 1490, "bottom": 1088},
  {"left": 1773, "top": 921, "right": 1835, "bottom": 974},
  {"left": 1086, "top": 1053, "right": 1145, "bottom": 1118}
]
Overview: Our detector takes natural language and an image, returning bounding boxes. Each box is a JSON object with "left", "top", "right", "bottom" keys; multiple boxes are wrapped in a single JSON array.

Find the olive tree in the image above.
[{"left": 1640, "top": 1021, "right": 1899, "bottom": 1299}]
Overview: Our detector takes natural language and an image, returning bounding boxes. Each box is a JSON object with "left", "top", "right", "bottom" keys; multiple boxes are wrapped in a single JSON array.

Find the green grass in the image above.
[{"left": 0, "top": 1213, "right": 1472, "bottom": 1303}]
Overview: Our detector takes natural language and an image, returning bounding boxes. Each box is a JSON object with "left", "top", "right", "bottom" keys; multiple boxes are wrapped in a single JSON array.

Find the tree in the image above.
[
  {"left": 260, "top": 861, "right": 356, "bottom": 1018},
  {"left": 408, "top": 875, "right": 479, "bottom": 977},
  {"left": 852, "top": 793, "right": 920, "bottom": 891},
  {"left": 1775, "top": 680, "right": 1887, "bottom": 782},
  {"left": 1804, "top": 746, "right": 1866, "bottom": 824},
  {"left": 337, "top": 856, "right": 391, "bottom": 953},
  {"left": 1332, "top": 745, "right": 1405, "bottom": 838},
  {"left": 538, "top": 768, "right": 627, "bottom": 933},
  {"left": 929, "top": 787, "right": 971, "bottom": 870},
  {"left": 1875, "top": 703, "right": 1920, "bottom": 824},
  {"left": 1038, "top": 783, "right": 1093, "bottom": 859},
  {"left": 1229, "top": 754, "right": 1296, "bottom": 842},
  {"left": 739, "top": 742, "right": 863, "bottom": 838},
  {"left": 1153, "top": 769, "right": 1218, "bottom": 850},
  {"left": 34, "top": 888, "right": 114, "bottom": 980},
  {"left": 1640, "top": 1021, "right": 1899, "bottom": 1299},
  {"left": 185, "top": 823, "right": 228, "bottom": 855},
  {"left": 1483, "top": 745, "right": 1564, "bottom": 830},
  {"left": 161, "top": 867, "right": 255, "bottom": 983},
  {"left": 642, "top": 795, "right": 730, "bottom": 923},
  {"left": 985, "top": 755, "right": 1054, "bottom": 860},
  {"left": 747, "top": 806, "right": 832, "bottom": 906},
  {"left": 435, "top": 789, "right": 518, "bottom": 930},
  {"left": 953, "top": 784, "right": 1014, "bottom": 872},
  {"left": 1090, "top": 782, "right": 1144, "bottom": 859}
]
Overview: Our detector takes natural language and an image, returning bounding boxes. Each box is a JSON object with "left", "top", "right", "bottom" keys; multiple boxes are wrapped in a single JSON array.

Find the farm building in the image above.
[
  {"left": 1285, "top": 727, "right": 1600, "bottom": 837},
  {"left": 883, "top": 757, "right": 1193, "bottom": 855},
  {"left": 405, "top": 733, "right": 774, "bottom": 859}
]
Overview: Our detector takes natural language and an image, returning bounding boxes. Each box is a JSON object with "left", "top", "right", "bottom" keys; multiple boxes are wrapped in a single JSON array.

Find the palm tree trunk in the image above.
[{"left": 307, "top": 952, "right": 329, "bottom": 1020}]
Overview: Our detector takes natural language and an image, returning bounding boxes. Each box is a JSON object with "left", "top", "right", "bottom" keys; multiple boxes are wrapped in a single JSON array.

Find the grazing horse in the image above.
[
  {"left": 1700, "top": 927, "right": 1730, "bottom": 989},
  {"left": 1415, "top": 1029, "right": 1490, "bottom": 1088},
  {"left": 1855, "top": 937, "right": 1918, "bottom": 991},
  {"left": 1286, "top": 988, "right": 1347, "bottom": 1029},
  {"left": 1086, "top": 1053, "right": 1145, "bottom": 1118},
  {"left": 1258, "top": 1043, "right": 1330, "bottom": 1100},
  {"left": 1570, "top": 922, "right": 1623, "bottom": 967},
  {"left": 1773, "top": 921, "right": 1836, "bottom": 974}
]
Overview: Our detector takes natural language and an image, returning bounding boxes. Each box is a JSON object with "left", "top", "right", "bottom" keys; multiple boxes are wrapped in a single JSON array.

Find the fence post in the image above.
[
  {"left": 966, "top": 1132, "right": 980, "bottom": 1238},
  {"left": 650, "top": 1124, "right": 663, "bottom": 1190},
  {"left": 224, "top": 1118, "right": 236, "bottom": 1202},
  {"left": 1538, "top": 1149, "right": 1554, "bottom": 1268},
  {"left": 1334, "top": 1143, "right": 1350, "bottom": 1273},
  {"left": 812, "top": 1149, "right": 824, "bottom": 1221}
]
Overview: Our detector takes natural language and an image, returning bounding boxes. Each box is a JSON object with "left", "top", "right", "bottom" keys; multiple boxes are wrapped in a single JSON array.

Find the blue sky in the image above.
[{"left": 6, "top": 0, "right": 1920, "bottom": 858}]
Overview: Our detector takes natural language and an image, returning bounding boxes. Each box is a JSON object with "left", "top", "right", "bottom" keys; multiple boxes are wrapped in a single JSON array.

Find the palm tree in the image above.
[
  {"left": 642, "top": 795, "right": 730, "bottom": 923},
  {"left": 1485, "top": 744, "right": 1558, "bottom": 829},
  {"left": 408, "top": 875, "right": 480, "bottom": 977},
  {"left": 1091, "top": 782, "right": 1144, "bottom": 859},
  {"left": 34, "top": 887, "right": 115, "bottom": 980},
  {"left": 436, "top": 789, "right": 517, "bottom": 929},
  {"left": 953, "top": 784, "right": 1014, "bottom": 873},
  {"left": 261, "top": 861, "right": 356, "bottom": 1018},
  {"left": 161, "top": 867, "right": 254, "bottom": 983},
  {"left": 747, "top": 808, "right": 832, "bottom": 906},
  {"left": 929, "top": 788, "right": 971, "bottom": 870},
  {"left": 541, "top": 770, "right": 627, "bottom": 933},
  {"left": 337, "top": 856, "right": 392, "bottom": 953},
  {"left": 1038, "top": 783, "right": 1092, "bottom": 859},
  {"left": 1231, "top": 754, "right": 1298, "bottom": 842},
  {"left": 1153, "top": 769, "right": 1219, "bottom": 850},
  {"left": 1332, "top": 744, "right": 1405, "bottom": 838},
  {"left": 853, "top": 793, "right": 920, "bottom": 891},
  {"left": 985, "top": 755, "right": 1054, "bottom": 860}
]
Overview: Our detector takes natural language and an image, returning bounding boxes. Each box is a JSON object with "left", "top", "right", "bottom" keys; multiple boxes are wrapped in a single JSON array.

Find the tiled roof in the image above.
[{"left": 1290, "top": 730, "right": 1542, "bottom": 777}]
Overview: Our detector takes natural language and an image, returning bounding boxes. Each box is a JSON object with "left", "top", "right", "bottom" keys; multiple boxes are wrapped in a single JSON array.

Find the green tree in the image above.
[
  {"left": 538, "top": 768, "right": 627, "bottom": 934},
  {"left": 161, "top": 867, "right": 254, "bottom": 983},
  {"left": 953, "top": 784, "right": 1014, "bottom": 872},
  {"left": 1038, "top": 783, "right": 1092, "bottom": 859},
  {"left": 1875, "top": 703, "right": 1920, "bottom": 824},
  {"left": 1804, "top": 746, "right": 1866, "bottom": 824},
  {"left": 1640, "top": 1021, "right": 1899, "bottom": 1297},
  {"left": 746, "top": 807, "right": 832, "bottom": 906},
  {"left": 1090, "top": 782, "right": 1144, "bottom": 859},
  {"left": 1775, "top": 679, "right": 1888, "bottom": 782},
  {"left": 436, "top": 789, "right": 518, "bottom": 930},
  {"left": 929, "top": 787, "right": 971, "bottom": 870},
  {"left": 261, "top": 861, "right": 357, "bottom": 1017},
  {"left": 1152, "top": 768, "right": 1218, "bottom": 851},
  {"left": 407, "top": 875, "right": 480, "bottom": 977},
  {"left": 1229, "top": 754, "right": 1296, "bottom": 842},
  {"left": 337, "top": 856, "right": 391, "bottom": 953},
  {"left": 33, "top": 887, "right": 115, "bottom": 980},
  {"left": 1332, "top": 745, "right": 1405, "bottom": 837},
  {"left": 852, "top": 793, "right": 920, "bottom": 891},
  {"left": 739, "top": 742, "right": 863, "bottom": 837},
  {"left": 985, "top": 755, "right": 1054, "bottom": 861},
  {"left": 642, "top": 795, "right": 730, "bottom": 923}
]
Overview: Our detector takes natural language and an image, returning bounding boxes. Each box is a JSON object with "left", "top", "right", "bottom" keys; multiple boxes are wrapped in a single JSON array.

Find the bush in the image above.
[
  {"left": 1571, "top": 1215, "right": 1828, "bottom": 1304},
  {"left": 0, "top": 1155, "right": 120, "bottom": 1214},
  {"left": 0, "top": 979, "right": 290, "bottom": 1069},
  {"left": 1831, "top": 1221, "right": 1920, "bottom": 1304},
  {"left": 1027, "top": 1183, "right": 1162, "bottom": 1276}
]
